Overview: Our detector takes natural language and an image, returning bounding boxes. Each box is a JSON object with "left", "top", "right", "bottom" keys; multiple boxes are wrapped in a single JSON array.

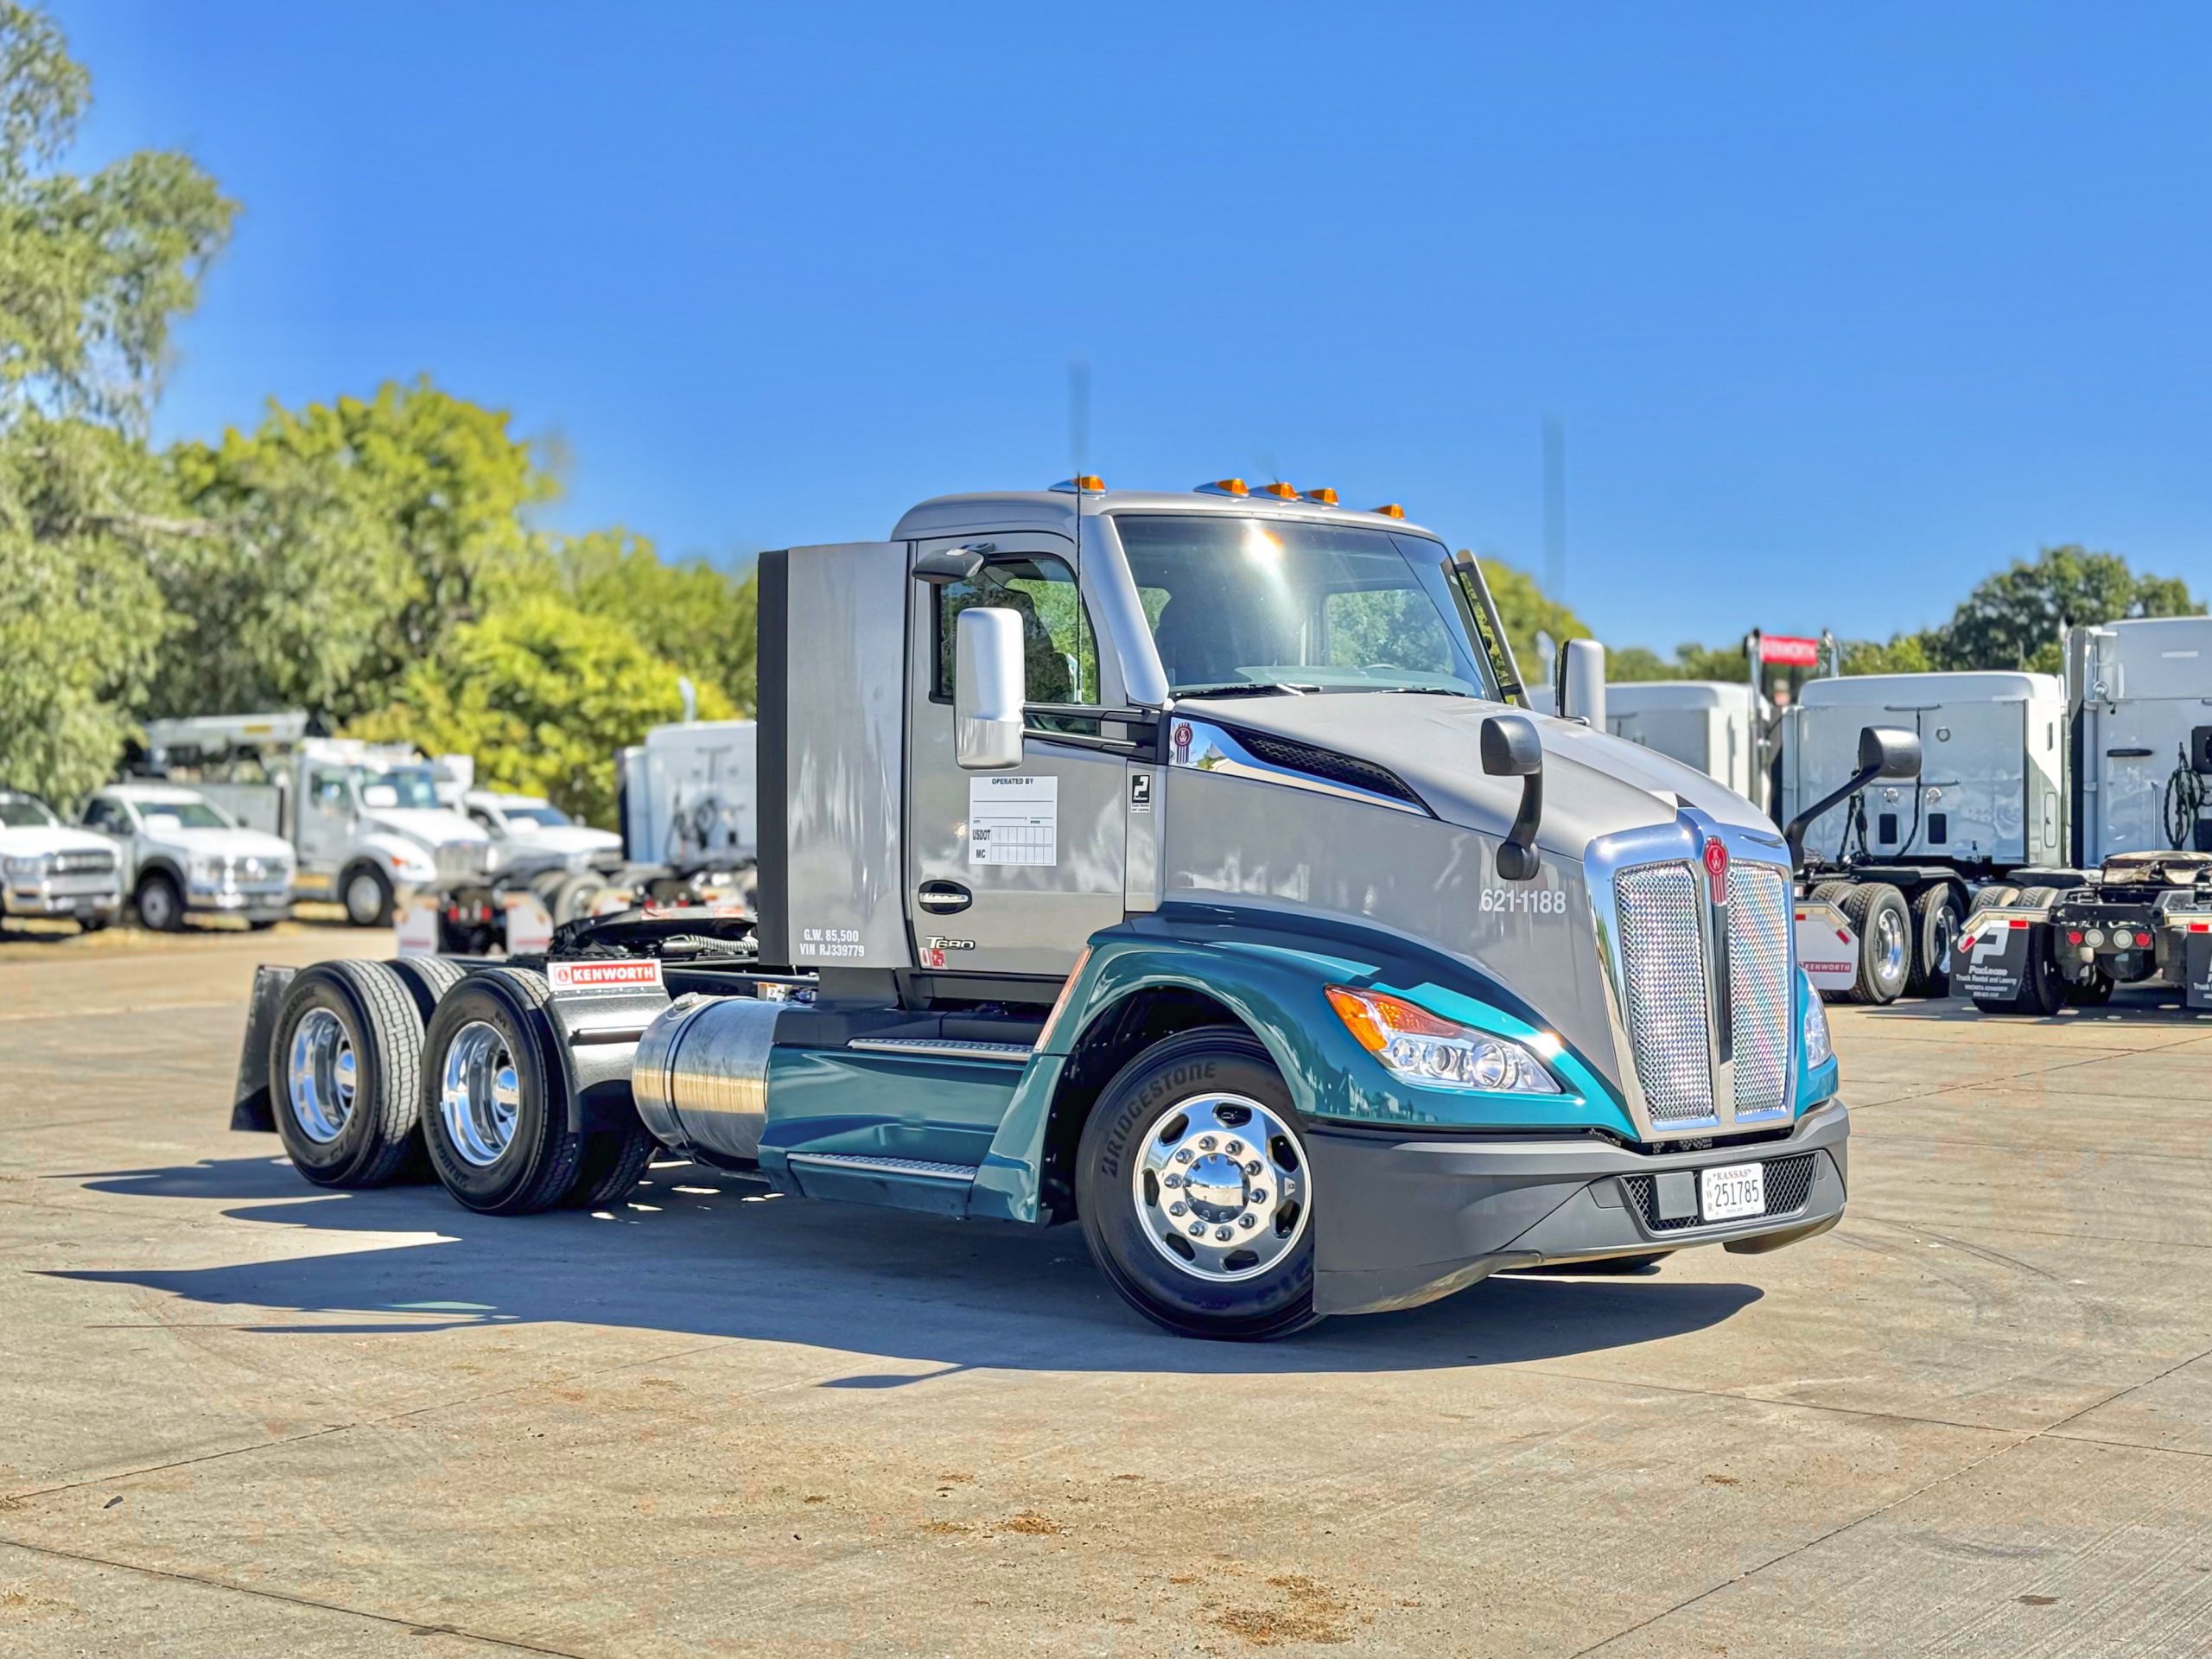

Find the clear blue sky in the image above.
[{"left": 54, "top": 1, "right": 2212, "bottom": 654}]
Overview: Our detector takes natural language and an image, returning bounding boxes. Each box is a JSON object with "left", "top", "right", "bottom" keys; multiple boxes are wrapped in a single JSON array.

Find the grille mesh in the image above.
[
  {"left": 1728, "top": 862, "right": 1792, "bottom": 1112},
  {"left": 435, "top": 842, "right": 490, "bottom": 882},
  {"left": 1623, "top": 1153, "right": 1818, "bottom": 1234},
  {"left": 1615, "top": 862, "right": 1713, "bottom": 1121},
  {"left": 53, "top": 849, "right": 117, "bottom": 875}
]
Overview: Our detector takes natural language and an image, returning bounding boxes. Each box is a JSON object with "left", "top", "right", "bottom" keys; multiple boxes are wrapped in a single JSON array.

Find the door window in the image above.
[
  {"left": 84, "top": 798, "right": 130, "bottom": 834},
  {"left": 933, "top": 556, "right": 1099, "bottom": 711},
  {"left": 308, "top": 769, "right": 352, "bottom": 812}
]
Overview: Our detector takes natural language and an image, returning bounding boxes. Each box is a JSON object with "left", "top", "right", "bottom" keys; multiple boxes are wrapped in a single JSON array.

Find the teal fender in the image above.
[{"left": 968, "top": 900, "right": 1638, "bottom": 1224}]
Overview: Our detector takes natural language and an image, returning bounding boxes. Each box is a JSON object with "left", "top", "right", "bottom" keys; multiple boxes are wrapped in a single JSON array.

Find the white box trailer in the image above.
[
  {"left": 2070, "top": 616, "right": 2212, "bottom": 862},
  {"left": 1606, "top": 681, "right": 1765, "bottom": 805}
]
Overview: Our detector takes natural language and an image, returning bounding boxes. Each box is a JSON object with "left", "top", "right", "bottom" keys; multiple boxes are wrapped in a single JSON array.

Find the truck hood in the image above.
[
  {"left": 0, "top": 826, "right": 116, "bottom": 860},
  {"left": 366, "top": 809, "right": 487, "bottom": 849},
  {"left": 143, "top": 825, "right": 295, "bottom": 863},
  {"left": 501, "top": 824, "right": 621, "bottom": 859},
  {"left": 1179, "top": 693, "right": 1774, "bottom": 855}
]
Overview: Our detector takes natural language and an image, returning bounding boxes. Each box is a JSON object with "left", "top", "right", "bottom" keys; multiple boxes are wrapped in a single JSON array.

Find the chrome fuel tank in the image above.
[{"left": 631, "top": 994, "right": 784, "bottom": 1163}]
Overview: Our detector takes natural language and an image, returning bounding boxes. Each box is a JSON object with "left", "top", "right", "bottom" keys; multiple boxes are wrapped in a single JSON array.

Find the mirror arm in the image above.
[
  {"left": 1784, "top": 764, "right": 1880, "bottom": 872},
  {"left": 1498, "top": 773, "right": 1544, "bottom": 880}
]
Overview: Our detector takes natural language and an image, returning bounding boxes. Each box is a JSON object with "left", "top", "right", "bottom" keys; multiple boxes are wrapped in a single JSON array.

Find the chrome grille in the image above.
[
  {"left": 1728, "top": 861, "right": 1792, "bottom": 1113},
  {"left": 1614, "top": 861, "right": 1713, "bottom": 1122},
  {"left": 53, "top": 850, "right": 117, "bottom": 875},
  {"left": 434, "top": 842, "right": 490, "bottom": 882}
]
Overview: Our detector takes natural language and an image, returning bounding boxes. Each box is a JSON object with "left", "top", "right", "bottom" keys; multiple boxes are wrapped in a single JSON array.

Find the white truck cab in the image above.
[
  {"left": 79, "top": 783, "right": 295, "bottom": 931},
  {"left": 461, "top": 791, "right": 621, "bottom": 872},
  {"left": 0, "top": 789, "right": 123, "bottom": 931}
]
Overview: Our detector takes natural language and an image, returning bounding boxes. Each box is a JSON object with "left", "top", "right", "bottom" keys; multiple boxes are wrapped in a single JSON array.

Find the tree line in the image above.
[{"left": 0, "top": 5, "right": 753, "bottom": 823}]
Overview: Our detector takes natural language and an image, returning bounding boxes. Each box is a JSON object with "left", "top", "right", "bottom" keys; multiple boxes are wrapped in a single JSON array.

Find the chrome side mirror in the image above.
[
  {"left": 1558, "top": 639, "right": 1607, "bottom": 728},
  {"left": 955, "top": 607, "right": 1027, "bottom": 771}
]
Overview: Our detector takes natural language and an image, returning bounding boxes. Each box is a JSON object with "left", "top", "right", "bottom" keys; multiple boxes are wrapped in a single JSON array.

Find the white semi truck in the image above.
[
  {"left": 138, "top": 714, "right": 492, "bottom": 927},
  {"left": 234, "top": 477, "right": 1891, "bottom": 1339},
  {"left": 1605, "top": 681, "right": 1769, "bottom": 808}
]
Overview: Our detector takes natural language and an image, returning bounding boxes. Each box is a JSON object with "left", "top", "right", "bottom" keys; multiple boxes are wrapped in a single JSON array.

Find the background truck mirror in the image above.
[
  {"left": 913, "top": 543, "right": 995, "bottom": 586},
  {"left": 1481, "top": 712, "right": 1545, "bottom": 880},
  {"left": 955, "top": 607, "right": 1027, "bottom": 771},
  {"left": 1558, "top": 639, "right": 1607, "bottom": 728}
]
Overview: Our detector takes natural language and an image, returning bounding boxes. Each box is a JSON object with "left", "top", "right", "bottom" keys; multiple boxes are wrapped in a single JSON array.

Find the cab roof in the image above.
[
  {"left": 1800, "top": 670, "right": 2064, "bottom": 705},
  {"left": 891, "top": 489, "right": 1443, "bottom": 544},
  {"left": 98, "top": 782, "right": 208, "bottom": 804}
]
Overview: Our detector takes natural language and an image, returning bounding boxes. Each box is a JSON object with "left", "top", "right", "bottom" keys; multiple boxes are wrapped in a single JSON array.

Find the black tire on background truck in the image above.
[
  {"left": 134, "top": 870, "right": 184, "bottom": 932},
  {"left": 563, "top": 1122, "right": 659, "bottom": 1210},
  {"left": 1076, "top": 1026, "right": 1321, "bottom": 1341},
  {"left": 1969, "top": 884, "right": 2021, "bottom": 916},
  {"left": 1971, "top": 885, "right": 2067, "bottom": 1017},
  {"left": 1838, "top": 882, "right": 1911, "bottom": 1005},
  {"left": 267, "top": 960, "right": 429, "bottom": 1188},
  {"left": 341, "top": 861, "right": 395, "bottom": 928},
  {"left": 419, "top": 967, "right": 585, "bottom": 1215},
  {"left": 1908, "top": 884, "right": 1964, "bottom": 998}
]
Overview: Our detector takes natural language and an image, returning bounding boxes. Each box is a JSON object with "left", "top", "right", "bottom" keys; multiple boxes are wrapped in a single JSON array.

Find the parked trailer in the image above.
[
  {"left": 1605, "top": 681, "right": 1768, "bottom": 807},
  {"left": 1955, "top": 617, "right": 2212, "bottom": 1014},
  {"left": 237, "top": 479, "right": 1852, "bottom": 1339},
  {"left": 1777, "top": 671, "right": 2067, "bottom": 1002}
]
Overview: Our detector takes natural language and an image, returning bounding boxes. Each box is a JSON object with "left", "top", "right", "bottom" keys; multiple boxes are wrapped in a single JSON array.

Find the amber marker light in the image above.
[{"left": 1371, "top": 503, "right": 1406, "bottom": 518}]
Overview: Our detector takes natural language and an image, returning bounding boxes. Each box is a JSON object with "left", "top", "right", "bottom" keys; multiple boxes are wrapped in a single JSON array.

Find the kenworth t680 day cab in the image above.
[{"left": 237, "top": 480, "right": 1851, "bottom": 1338}]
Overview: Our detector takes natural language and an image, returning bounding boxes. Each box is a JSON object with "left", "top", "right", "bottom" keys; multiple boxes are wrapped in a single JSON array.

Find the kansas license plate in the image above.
[{"left": 1700, "top": 1162, "right": 1765, "bottom": 1222}]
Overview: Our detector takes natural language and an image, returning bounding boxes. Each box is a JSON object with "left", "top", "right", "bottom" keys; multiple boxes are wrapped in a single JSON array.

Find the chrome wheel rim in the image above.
[
  {"left": 440, "top": 1020, "right": 520, "bottom": 1166},
  {"left": 1929, "top": 905, "right": 1956, "bottom": 969},
  {"left": 1131, "top": 1092, "right": 1311, "bottom": 1282},
  {"left": 1874, "top": 906, "right": 1908, "bottom": 988},
  {"left": 140, "top": 882, "right": 175, "bottom": 929},
  {"left": 286, "top": 1007, "right": 355, "bottom": 1144},
  {"left": 346, "top": 872, "right": 382, "bottom": 924}
]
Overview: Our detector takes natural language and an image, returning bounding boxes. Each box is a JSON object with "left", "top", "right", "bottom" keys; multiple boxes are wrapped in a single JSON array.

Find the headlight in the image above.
[
  {"left": 1802, "top": 973, "right": 1833, "bottom": 1067},
  {"left": 1327, "top": 985, "right": 1561, "bottom": 1095},
  {"left": 190, "top": 856, "right": 225, "bottom": 884},
  {"left": 4, "top": 855, "right": 49, "bottom": 880}
]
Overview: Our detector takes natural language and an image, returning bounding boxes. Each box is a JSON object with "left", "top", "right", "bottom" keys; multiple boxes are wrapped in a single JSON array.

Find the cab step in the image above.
[{"left": 781, "top": 1151, "right": 981, "bottom": 1217}]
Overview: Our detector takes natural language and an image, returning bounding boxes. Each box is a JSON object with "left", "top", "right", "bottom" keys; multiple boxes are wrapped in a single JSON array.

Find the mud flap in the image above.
[
  {"left": 1952, "top": 915, "right": 2033, "bottom": 1001},
  {"left": 2187, "top": 930, "right": 2212, "bottom": 1010},
  {"left": 231, "top": 963, "right": 297, "bottom": 1131}
]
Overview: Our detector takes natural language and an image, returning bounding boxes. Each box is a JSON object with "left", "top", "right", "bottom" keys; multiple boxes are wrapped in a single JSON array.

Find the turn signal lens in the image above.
[
  {"left": 1325, "top": 986, "right": 1560, "bottom": 1095},
  {"left": 1302, "top": 486, "right": 1338, "bottom": 505},
  {"left": 1371, "top": 503, "right": 1406, "bottom": 518},
  {"left": 1198, "top": 478, "right": 1249, "bottom": 496},
  {"left": 1257, "top": 480, "right": 1298, "bottom": 499}
]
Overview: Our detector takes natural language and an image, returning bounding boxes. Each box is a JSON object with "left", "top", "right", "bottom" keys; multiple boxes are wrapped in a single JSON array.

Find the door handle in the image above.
[{"left": 917, "top": 880, "right": 972, "bottom": 915}]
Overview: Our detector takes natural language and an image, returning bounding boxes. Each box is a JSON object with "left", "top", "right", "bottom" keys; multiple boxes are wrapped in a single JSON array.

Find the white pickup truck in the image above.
[
  {"left": 0, "top": 788, "right": 123, "bottom": 931},
  {"left": 461, "top": 791, "right": 621, "bottom": 873},
  {"left": 79, "top": 782, "right": 296, "bottom": 931}
]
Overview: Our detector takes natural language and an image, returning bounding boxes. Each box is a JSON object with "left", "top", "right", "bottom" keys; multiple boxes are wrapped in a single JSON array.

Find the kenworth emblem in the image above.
[{"left": 1703, "top": 836, "right": 1730, "bottom": 907}]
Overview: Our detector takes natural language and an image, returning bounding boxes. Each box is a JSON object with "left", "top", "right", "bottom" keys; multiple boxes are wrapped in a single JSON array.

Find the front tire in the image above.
[
  {"left": 342, "top": 861, "right": 394, "bottom": 928},
  {"left": 1076, "top": 1027, "right": 1321, "bottom": 1341},
  {"left": 268, "top": 961, "right": 428, "bottom": 1188},
  {"left": 135, "top": 871, "right": 184, "bottom": 932},
  {"left": 1840, "top": 882, "right": 1911, "bottom": 1004},
  {"left": 419, "top": 968, "right": 583, "bottom": 1214}
]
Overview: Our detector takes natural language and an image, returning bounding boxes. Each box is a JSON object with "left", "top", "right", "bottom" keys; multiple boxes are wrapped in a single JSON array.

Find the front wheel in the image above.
[
  {"left": 1076, "top": 1027, "right": 1321, "bottom": 1341},
  {"left": 135, "top": 871, "right": 184, "bottom": 933},
  {"left": 342, "top": 862, "right": 394, "bottom": 928}
]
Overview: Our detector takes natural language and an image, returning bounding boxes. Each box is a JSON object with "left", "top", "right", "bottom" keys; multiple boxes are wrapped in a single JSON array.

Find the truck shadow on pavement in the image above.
[{"left": 45, "top": 1147, "right": 1762, "bottom": 1376}]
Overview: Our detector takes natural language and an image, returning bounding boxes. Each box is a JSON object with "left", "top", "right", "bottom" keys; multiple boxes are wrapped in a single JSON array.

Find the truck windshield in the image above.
[
  {"left": 355, "top": 766, "right": 442, "bottom": 810},
  {"left": 502, "top": 804, "right": 572, "bottom": 827},
  {"left": 0, "top": 794, "right": 59, "bottom": 829},
  {"left": 143, "top": 800, "right": 232, "bottom": 830},
  {"left": 1113, "top": 515, "right": 1499, "bottom": 699}
]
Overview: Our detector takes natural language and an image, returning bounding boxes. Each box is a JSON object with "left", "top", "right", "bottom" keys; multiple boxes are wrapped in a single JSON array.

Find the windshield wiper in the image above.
[
  {"left": 1330, "top": 684, "right": 1478, "bottom": 698},
  {"left": 1172, "top": 683, "right": 1318, "bottom": 699}
]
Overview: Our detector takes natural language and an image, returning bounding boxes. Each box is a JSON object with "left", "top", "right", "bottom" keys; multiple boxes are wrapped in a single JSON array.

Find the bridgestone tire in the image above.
[
  {"left": 1839, "top": 883, "right": 1911, "bottom": 1004},
  {"left": 135, "top": 871, "right": 184, "bottom": 933},
  {"left": 420, "top": 967, "right": 582, "bottom": 1215},
  {"left": 1969, "top": 884, "right": 2021, "bottom": 916},
  {"left": 1810, "top": 880, "right": 1851, "bottom": 906},
  {"left": 1076, "top": 1026, "right": 1321, "bottom": 1342},
  {"left": 1908, "top": 885, "right": 1963, "bottom": 998},
  {"left": 1972, "top": 887, "right": 2067, "bottom": 1017},
  {"left": 563, "top": 1122, "right": 659, "bottom": 1209},
  {"left": 268, "top": 961, "right": 428, "bottom": 1189},
  {"left": 550, "top": 871, "right": 606, "bottom": 926},
  {"left": 386, "top": 956, "right": 468, "bottom": 1022},
  {"left": 343, "top": 862, "right": 395, "bottom": 928}
]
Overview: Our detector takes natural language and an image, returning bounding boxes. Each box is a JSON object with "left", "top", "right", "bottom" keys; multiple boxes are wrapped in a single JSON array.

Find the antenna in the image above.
[{"left": 1067, "top": 355, "right": 1091, "bottom": 476}]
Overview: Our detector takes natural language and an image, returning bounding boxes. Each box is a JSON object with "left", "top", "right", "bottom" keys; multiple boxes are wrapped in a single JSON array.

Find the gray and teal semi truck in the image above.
[{"left": 235, "top": 479, "right": 1864, "bottom": 1338}]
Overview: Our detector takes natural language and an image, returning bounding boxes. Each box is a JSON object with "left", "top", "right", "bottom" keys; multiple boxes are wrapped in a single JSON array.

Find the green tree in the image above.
[
  {"left": 153, "top": 379, "right": 555, "bottom": 721},
  {"left": 1839, "top": 631, "right": 1937, "bottom": 676},
  {"left": 552, "top": 528, "right": 758, "bottom": 712},
  {"left": 347, "top": 595, "right": 734, "bottom": 826},
  {"left": 0, "top": 3, "right": 232, "bottom": 803},
  {"left": 1932, "top": 545, "right": 2201, "bottom": 674},
  {"left": 1474, "top": 557, "right": 1592, "bottom": 678}
]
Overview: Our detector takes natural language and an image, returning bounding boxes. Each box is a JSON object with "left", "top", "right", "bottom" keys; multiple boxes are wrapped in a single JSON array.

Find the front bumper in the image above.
[
  {"left": 3, "top": 886, "right": 122, "bottom": 921},
  {"left": 1307, "top": 1097, "right": 1849, "bottom": 1316},
  {"left": 187, "top": 883, "right": 292, "bottom": 921}
]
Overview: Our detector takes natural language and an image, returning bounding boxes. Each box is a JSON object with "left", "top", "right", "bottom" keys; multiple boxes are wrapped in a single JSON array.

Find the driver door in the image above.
[{"left": 905, "top": 535, "right": 1129, "bottom": 981}]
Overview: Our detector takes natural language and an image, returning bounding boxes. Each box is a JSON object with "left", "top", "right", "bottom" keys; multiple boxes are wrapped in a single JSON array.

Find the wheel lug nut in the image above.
[
  {"left": 1187, "top": 1222, "right": 1205, "bottom": 1236},
  {"left": 1240, "top": 1213, "right": 1257, "bottom": 1228},
  {"left": 1214, "top": 1226, "right": 1234, "bottom": 1242},
  {"left": 1163, "top": 1173, "right": 1182, "bottom": 1188},
  {"left": 1168, "top": 1201, "right": 1186, "bottom": 1217},
  {"left": 1224, "top": 1140, "right": 1243, "bottom": 1156},
  {"left": 1249, "top": 1188, "right": 1267, "bottom": 1205},
  {"left": 1198, "top": 1135, "right": 1217, "bottom": 1151},
  {"left": 1244, "top": 1160, "right": 1262, "bottom": 1177},
  {"left": 1174, "top": 1149, "right": 1192, "bottom": 1164}
]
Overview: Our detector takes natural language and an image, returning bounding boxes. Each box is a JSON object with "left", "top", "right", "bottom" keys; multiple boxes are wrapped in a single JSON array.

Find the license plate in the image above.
[{"left": 1700, "top": 1162, "right": 1765, "bottom": 1221}]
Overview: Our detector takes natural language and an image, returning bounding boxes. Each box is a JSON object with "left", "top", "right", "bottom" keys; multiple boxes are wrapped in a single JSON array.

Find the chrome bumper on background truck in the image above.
[
  {"left": 1306, "top": 1098, "right": 1849, "bottom": 1314},
  {"left": 3, "top": 883, "right": 121, "bottom": 922}
]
